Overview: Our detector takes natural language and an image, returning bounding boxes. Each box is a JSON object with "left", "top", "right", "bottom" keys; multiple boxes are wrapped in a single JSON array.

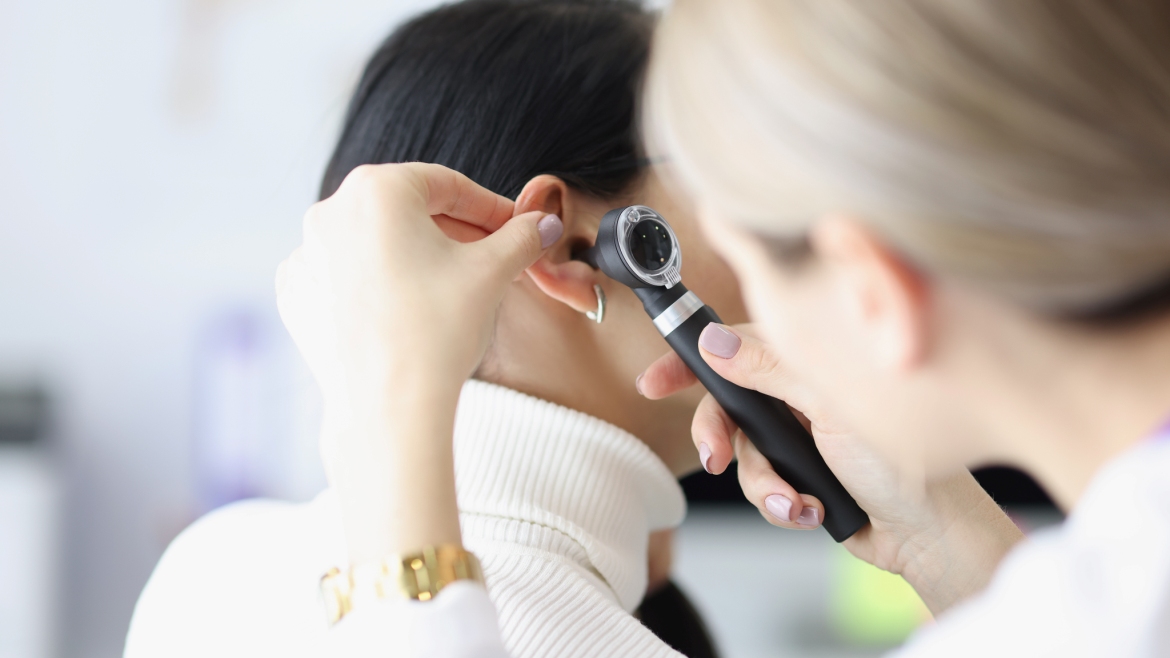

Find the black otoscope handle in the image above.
[{"left": 637, "top": 285, "right": 869, "bottom": 542}]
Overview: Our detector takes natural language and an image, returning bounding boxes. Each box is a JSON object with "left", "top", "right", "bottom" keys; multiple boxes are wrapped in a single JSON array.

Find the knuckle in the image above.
[
  {"left": 741, "top": 341, "right": 780, "bottom": 379},
  {"left": 344, "top": 164, "right": 380, "bottom": 189},
  {"left": 691, "top": 400, "right": 724, "bottom": 436},
  {"left": 730, "top": 433, "right": 749, "bottom": 463},
  {"left": 510, "top": 223, "right": 539, "bottom": 254},
  {"left": 302, "top": 202, "right": 323, "bottom": 234},
  {"left": 379, "top": 163, "right": 417, "bottom": 191},
  {"left": 738, "top": 450, "right": 769, "bottom": 479},
  {"left": 485, "top": 225, "right": 540, "bottom": 275},
  {"left": 734, "top": 435, "right": 770, "bottom": 475},
  {"left": 344, "top": 165, "right": 417, "bottom": 213},
  {"left": 737, "top": 463, "right": 769, "bottom": 500}
]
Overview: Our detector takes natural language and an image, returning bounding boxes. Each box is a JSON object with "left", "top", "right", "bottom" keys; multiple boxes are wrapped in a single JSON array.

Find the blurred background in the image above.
[{"left": 0, "top": 1, "right": 1057, "bottom": 657}]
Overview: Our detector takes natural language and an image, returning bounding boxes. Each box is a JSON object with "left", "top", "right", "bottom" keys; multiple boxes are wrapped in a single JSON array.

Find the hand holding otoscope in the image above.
[{"left": 577, "top": 206, "right": 869, "bottom": 541}]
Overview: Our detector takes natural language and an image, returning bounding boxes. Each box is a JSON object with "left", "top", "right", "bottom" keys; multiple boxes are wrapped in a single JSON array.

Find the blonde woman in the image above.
[
  {"left": 259, "top": 0, "right": 1169, "bottom": 656},
  {"left": 636, "top": 1, "right": 1170, "bottom": 655}
]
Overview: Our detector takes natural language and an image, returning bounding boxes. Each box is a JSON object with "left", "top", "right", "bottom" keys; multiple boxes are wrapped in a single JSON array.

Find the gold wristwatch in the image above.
[{"left": 320, "top": 544, "right": 484, "bottom": 625}]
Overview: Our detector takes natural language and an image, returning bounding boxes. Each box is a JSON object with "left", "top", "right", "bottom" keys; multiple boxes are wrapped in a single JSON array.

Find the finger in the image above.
[
  {"left": 402, "top": 163, "right": 516, "bottom": 232},
  {"left": 434, "top": 215, "right": 490, "bottom": 243},
  {"left": 696, "top": 323, "right": 802, "bottom": 405},
  {"left": 636, "top": 350, "right": 699, "bottom": 399},
  {"left": 734, "top": 433, "right": 824, "bottom": 529},
  {"left": 473, "top": 211, "right": 562, "bottom": 284},
  {"left": 691, "top": 393, "right": 737, "bottom": 475}
]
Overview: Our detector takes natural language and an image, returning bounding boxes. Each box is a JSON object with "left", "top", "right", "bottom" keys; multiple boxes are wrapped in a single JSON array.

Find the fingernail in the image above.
[
  {"left": 537, "top": 214, "right": 563, "bottom": 249},
  {"left": 764, "top": 494, "right": 794, "bottom": 522},
  {"left": 698, "top": 323, "right": 741, "bottom": 359},
  {"left": 698, "top": 443, "right": 712, "bottom": 474},
  {"left": 635, "top": 373, "right": 645, "bottom": 396},
  {"left": 797, "top": 506, "right": 821, "bottom": 527}
]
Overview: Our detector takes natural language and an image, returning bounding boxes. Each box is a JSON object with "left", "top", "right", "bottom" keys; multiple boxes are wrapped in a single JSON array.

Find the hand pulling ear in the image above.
[{"left": 514, "top": 175, "right": 606, "bottom": 315}]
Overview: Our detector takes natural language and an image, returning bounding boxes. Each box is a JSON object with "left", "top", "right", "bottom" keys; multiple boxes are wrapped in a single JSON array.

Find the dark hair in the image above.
[{"left": 320, "top": 0, "right": 654, "bottom": 201}]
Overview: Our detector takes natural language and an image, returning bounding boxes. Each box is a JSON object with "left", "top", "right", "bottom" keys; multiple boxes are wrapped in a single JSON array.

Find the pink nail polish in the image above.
[
  {"left": 797, "top": 506, "right": 821, "bottom": 527},
  {"left": 537, "top": 214, "right": 563, "bottom": 248},
  {"left": 698, "top": 323, "right": 741, "bottom": 359},
  {"left": 698, "top": 443, "right": 712, "bottom": 474},
  {"left": 764, "top": 494, "right": 794, "bottom": 522}
]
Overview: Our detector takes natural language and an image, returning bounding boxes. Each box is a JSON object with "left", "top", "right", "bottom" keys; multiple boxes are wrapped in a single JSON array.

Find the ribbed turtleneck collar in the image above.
[{"left": 452, "top": 380, "right": 687, "bottom": 612}]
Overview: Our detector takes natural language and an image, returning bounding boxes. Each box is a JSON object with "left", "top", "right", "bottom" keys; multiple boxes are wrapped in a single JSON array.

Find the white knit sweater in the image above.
[{"left": 124, "top": 380, "right": 687, "bottom": 658}]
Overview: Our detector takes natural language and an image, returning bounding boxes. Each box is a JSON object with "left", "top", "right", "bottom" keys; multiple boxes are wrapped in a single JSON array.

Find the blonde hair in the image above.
[{"left": 647, "top": 0, "right": 1170, "bottom": 314}]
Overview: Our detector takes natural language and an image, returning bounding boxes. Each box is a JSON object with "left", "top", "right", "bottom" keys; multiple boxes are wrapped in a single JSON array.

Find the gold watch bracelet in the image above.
[{"left": 320, "top": 544, "right": 484, "bottom": 625}]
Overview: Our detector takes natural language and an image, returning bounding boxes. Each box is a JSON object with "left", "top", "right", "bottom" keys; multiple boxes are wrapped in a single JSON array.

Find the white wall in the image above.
[{"left": 0, "top": 1, "right": 442, "bottom": 655}]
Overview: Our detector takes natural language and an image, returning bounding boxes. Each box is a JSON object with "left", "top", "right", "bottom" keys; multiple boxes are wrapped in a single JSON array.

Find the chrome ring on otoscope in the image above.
[{"left": 652, "top": 291, "right": 704, "bottom": 336}]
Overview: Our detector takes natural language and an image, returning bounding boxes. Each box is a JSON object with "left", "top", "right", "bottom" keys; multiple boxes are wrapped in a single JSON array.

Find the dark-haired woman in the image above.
[{"left": 125, "top": 2, "right": 738, "bottom": 657}]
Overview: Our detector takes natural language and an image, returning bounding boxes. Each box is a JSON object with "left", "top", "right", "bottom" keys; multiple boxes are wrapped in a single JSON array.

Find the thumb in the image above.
[
  {"left": 476, "top": 211, "right": 563, "bottom": 282},
  {"left": 696, "top": 323, "right": 797, "bottom": 404}
]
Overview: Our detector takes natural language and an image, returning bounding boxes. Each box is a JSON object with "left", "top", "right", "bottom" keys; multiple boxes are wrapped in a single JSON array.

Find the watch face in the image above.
[{"left": 627, "top": 219, "right": 674, "bottom": 272}]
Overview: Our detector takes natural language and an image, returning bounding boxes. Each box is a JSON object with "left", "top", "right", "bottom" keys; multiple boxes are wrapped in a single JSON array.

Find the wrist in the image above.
[
  {"left": 895, "top": 471, "right": 1024, "bottom": 615},
  {"left": 326, "top": 385, "right": 465, "bottom": 564},
  {"left": 323, "top": 377, "right": 463, "bottom": 453}
]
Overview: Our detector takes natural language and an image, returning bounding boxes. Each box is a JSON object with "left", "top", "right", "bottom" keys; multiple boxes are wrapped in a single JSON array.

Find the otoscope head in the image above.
[{"left": 573, "top": 205, "right": 682, "bottom": 289}]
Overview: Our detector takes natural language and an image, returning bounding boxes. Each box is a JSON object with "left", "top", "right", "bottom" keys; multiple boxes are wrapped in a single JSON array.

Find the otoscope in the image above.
[{"left": 576, "top": 205, "right": 869, "bottom": 542}]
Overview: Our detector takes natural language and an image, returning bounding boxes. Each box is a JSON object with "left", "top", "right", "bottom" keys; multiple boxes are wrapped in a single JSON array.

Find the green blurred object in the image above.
[{"left": 829, "top": 544, "right": 931, "bottom": 647}]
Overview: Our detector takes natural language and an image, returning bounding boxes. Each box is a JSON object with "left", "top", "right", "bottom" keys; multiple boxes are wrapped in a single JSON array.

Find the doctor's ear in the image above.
[
  {"left": 515, "top": 175, "right": 602, "bottom": 314},
  {"left": 810, "top": 215, "right": 931, "bottom": 371}
]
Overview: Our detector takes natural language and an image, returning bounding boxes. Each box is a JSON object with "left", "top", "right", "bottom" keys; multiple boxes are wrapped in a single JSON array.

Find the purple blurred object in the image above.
[{"left": 192, "top": 308, "right": 286, "bottom": 511}]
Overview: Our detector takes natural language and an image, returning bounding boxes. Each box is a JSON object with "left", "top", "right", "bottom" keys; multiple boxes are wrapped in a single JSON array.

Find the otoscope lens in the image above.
[{"left": 627, "top": 219, "right": 673, "bottom": 272}]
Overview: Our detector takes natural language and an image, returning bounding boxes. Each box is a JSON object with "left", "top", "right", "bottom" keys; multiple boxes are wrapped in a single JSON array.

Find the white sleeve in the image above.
[
  {"left": 330, "top": 581, "right": 510, "bottom": 658},
  {"left": 124, "top": 500, "right": 513, "bottom": 658},
  {"left": 887, "top": 533, "right": 1101, "bottom": 658},
  {"left": 888, "top": 440, "right": 1170, "bottom": 657}
]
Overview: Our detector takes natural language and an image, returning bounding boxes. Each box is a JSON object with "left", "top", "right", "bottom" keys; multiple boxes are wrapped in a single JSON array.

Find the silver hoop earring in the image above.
[{"left": 585, "top": 284, "right": 606, "bottom": 324}]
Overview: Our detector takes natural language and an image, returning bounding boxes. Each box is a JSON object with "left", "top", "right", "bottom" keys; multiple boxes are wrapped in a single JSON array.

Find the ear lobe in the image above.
[
  {"left": 526, "top": 257, "right": 603, "bottom": 314},
  {"left": 812, "top": 216, "right": 931, "bottom": 370}
]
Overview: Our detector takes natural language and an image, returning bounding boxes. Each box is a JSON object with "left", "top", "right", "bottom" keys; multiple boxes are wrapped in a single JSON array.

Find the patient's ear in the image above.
[{"left": 515, "top": 175, "right": 601, "bottom": 314}]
